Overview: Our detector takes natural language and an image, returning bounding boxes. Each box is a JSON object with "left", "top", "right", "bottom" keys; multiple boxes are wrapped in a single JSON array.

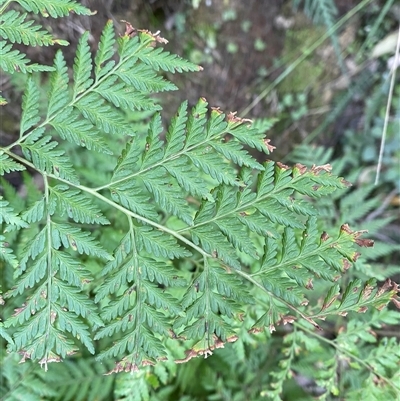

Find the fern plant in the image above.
[{"left": 0, "top": 1, "right": 399, "bottom": 400}]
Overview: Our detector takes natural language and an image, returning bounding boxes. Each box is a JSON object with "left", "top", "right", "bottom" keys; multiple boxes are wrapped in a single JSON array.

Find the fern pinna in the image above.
[{"left": 0, "top": 4, "right": 398, "bottom": 378}]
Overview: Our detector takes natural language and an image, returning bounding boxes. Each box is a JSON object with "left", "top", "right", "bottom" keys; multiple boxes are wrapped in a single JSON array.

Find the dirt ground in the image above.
[{"left": 0, "top": 0, "right": 375, "bottom": 157}]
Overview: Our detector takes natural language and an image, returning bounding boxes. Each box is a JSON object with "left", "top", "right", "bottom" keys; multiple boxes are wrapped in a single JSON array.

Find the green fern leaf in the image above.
[
  {"left": 50, "top": 185, "right": 110, "bottom": 225},
  {"left": 238, "top": 210, "right": 279, "bottom": 238},
  {"left": 137, "top": 44, "right": 201, "bottom": 73},
  {"left": 53, "top": 306, "right": 95, "bottom": 353},
  {"left": 0, "top": 40, "right": 53, "bottom": 73},
  {"left": 72, "top": 31, "right": 93, "bottom": 97},
  {"left": 52, "top": 249, "right": 93, "bottom": 288},
  {"left": 188, "top": 147, "right": 238, "bottom": 186},
  {"left": 211, "top": 139, "right": 264, "bottom": 170},
  {"left": 164, "top": 157, "right": 213, "bottom": 201},
  {"left": 138, "top": 113, "right": 164, "bottom": 168},
  {"left": 51, "top": 108, "right": 111, "bottom": 153},
  {"left": 138, "top": 256, "right": 187, "bottom": 287},
  {"left": 94, "top": 20, "right": 115, "bottom": 79},
  {"left": 0, "top": 198, "right": 28, "bottom": 229},
  {"left": 0, "top": 234, "right": 19, "bottom": 269},
  {"left": 54, "top": 279, "right": 103, "bottom": 327},
  {"left": 20, "top": 197, "right": 46, "bottom": 223},
  {"left": 164, "top": 101, "right": 188, "bottom": 157},
  {"left": 76, "top": 94, "right": 128, "bottom": 136},
  {"left": 191, "top": 226, "right": 241, "bottom": 269},
  {"left": 47, "top": 50, "right": 69, "bottom": 118},
  {"left": 110, "top": 182, "right": 159, "bottom": 221},
  {"left": 21, "top": 135, "right": 79, "bottom": 183},
  {"left": 116, "top": 61, "right": 178, "bottom": 93},
  {"left": 142, "top": 281, "right": 181, "bottom": 315},
  {"left": 137, "top": 225, "right": 192, "bottom": 259},
  {"left": 97, "top": 78, "right": 160, "bottom": 111},
  {"left": 141, "top": 168, "right": 193, "bottom": 225},
  {"left": 51, "top": 222, "right": 112, "bottom": 260},
  {"left": 8, "top": 252, "right": 47, "bottom": 296},
  {"left": 15, "top": 0, "right": 92, "bottom": 18},
  {"left": 0, "top": 152, "right": 25, "bottom": 175},
  {"left": 0, "top": 10, "right": 55, "bottom": 46},
  {"left": 20, "top": 76, "right": 40, "bottom": 134},
  {"left": 256, "top": 198, "right": 305, "bottom": 229},
  {"left": 185, "top": 97, "right": 208, "bottom": 148},
  {"left": 18, "top": 227, "right": 46, "bottom": 272}
]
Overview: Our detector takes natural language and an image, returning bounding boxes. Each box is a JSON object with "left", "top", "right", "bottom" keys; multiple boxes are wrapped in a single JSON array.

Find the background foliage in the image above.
[{"left": 0, "top": 0, "right": 399, "bottom": 400}]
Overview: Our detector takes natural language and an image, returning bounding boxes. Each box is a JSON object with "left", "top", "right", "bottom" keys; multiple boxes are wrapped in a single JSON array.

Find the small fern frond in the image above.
[
  {"left": 320, "top": 278, "right": 399, "bottom": 317},
  {"left": 72, "top": 31, "right": 93, "bottom": 98},
  {"left": 20, "top": 135, "right": 79, "bottom": 183},
  {"left": 49, "top": 185, "right": 110, "bottom": 225},
  {"left": 0, "top": 234, "right": 19, "bottom": 269},
  {"left": 15, "top": 0, "right": 92, "bottom": 18},
  {"left": 97, "top": 78, "right": 161, "bottom": 111},
  {"left": 0, "top": 40, "right": 53, "bottom": 73},
  {"left": 265, "top": 329, "right": 298, "bottom": 400},
  {"left": 94, "top": 20, "right": 116, "bottom": 79},
  {"left": 0, "top": 198, "right": 28, "bottom": 229},
  {"left": 0, "top": 152, "right": 25, "bottom": 174},
  {"left": 137, "top": 44, "right": 202, "bottom": 73},
  {"left": 20, "top": 77, "right": 40, "bottom": 135},
  {"left": 51, "top": 109, "right": 111, "bottom": 153},
  {"left": 0, "top": 10, "right": 57, "bottom": 46},
  {"left": 46, "top": 51, "right": 69, "bottom": 118}
]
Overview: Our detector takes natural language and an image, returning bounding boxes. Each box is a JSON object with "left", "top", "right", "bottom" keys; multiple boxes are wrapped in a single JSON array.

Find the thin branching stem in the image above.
[{"left": 375, "top": 24, "right": 400, "bottom": 185}]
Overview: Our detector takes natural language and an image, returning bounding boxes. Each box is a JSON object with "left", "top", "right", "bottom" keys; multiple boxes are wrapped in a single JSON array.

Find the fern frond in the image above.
[
  {"left": 320, "top": 278, "right": 399, "bottom": 317},
  {"left": 6, "top": 187, "right": 110, "bottom": 366},
  {"left": 0, "top": 356, "right": 115, "bottom": 401},
  {"left": 15, "top": 0, "right": 92, "bottom": 18},
  {"left": 116, "top": 62, "right": 178, "bottom": 93},
  {"left": 136, "top": 225, "right": 192, "bottom": 259},
  {"left": 94, "top": 20, "right": 115, "bottom": 78},
  {"left": 50, "top": 185, "right": 110, "bottom": 225},
  {"left": 72, "top": 31, "right": 93, "bottom": 97},
  {"left": 137, "top": 42, "right": 201, "bottom": 73},
  {"left": 0, "top": 10, "right": 55, "bottom": 46},
  {"left": 0, "top": 198, "right": 28, "bottom": 229},
  {"left": 51, "top": 109, "right": 111, "bottom": 153},
  {"left": 265, "top": 330, "right": 297, "bottom": 400},
  {"left": 76, "top": 94, "right": 128, "bottom": 136},
  {"left": 21, "top": 135, "right": 79, "bottom": 183},
  {"left": 46, "top": 50, "right": 69, "bottom": 118},
  {"left": 51, "top": 222, "right": 112, "bottom": 260},
  {"left": 20, "top": 76, "right": 40, "bottom": 134},
  {"left": 174, "top": 259, "right": 250, "bottom": 346},
  {"left": 110, "top": 182, "right": 160, "bottom": 221},
  {"left": 0, "top": 40, "right": 53, "bottom": 73},
  {"left": 20, "top": 197, "right": 46, "bottom": 223},
  {"left": 0, "top": 234, "right": 19, "bottom": 269}
]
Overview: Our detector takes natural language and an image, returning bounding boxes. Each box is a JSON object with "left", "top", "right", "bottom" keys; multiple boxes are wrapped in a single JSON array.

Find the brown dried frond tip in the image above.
[
  {"left": 227, "top": 111, "right": 253, "bottom": 125},
  {"left": 122, "top": 21, "right": 169, "bottom": 44}
]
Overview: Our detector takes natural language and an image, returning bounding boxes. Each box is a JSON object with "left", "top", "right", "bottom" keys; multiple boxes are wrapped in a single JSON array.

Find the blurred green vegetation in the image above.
[{"left": 1, "top": 0, "right": 399, "bottom": 400}]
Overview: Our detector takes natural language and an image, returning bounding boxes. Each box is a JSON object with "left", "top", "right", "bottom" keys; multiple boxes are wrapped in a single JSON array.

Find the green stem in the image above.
[
  {"left": 43, "top": 175, "right": 53, "bottom": 371},
  {"left": 234, "top": 269, "right": 321, "bottom": 330},
  {"left": 0, "top": 0, "right": 12, "bottom": 14}
]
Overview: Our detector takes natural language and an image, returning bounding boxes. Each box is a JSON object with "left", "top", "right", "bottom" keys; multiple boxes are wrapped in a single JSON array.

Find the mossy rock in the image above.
[{"left": 278, "top": 25, "right": 339, "bottom": 104}]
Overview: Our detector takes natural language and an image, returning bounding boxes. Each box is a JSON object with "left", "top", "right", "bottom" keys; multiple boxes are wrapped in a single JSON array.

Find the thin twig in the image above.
[{"left": 375, "top": 24, "right": 400, "bottom": 185}]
